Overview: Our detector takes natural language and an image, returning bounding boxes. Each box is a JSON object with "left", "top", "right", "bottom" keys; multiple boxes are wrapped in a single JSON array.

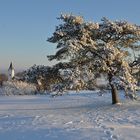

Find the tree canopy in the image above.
[{"left": 47, "top": 14, "right": 140, "bottom": 104}]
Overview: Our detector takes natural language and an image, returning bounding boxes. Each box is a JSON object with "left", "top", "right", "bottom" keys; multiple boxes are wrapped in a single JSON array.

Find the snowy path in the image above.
[{"left": 0, "top": 91, "right": 139, "bottom": 140}]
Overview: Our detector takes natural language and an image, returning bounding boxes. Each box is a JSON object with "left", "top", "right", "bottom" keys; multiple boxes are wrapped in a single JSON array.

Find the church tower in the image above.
[{"left": 8, "top": 62, "right": 15, "bottom": 80}]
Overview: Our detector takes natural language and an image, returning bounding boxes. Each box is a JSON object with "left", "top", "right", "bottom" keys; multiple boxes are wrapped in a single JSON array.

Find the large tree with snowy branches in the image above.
[{"left": 47, "top": 14, "right": 140, "bottom": 104}]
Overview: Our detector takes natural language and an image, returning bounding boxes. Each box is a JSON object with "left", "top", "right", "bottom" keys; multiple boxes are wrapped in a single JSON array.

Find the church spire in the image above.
[
  {"left": 8, "top": 62, "right": 14, "bottom": 70},
  {"left": 8, "top": 62, "right": 15, "bottom": 80}
]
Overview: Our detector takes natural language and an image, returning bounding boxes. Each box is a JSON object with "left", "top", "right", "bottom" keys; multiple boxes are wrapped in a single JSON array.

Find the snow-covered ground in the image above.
[{"left": 0, "top": 90, "right": 139, "bottom": 140}]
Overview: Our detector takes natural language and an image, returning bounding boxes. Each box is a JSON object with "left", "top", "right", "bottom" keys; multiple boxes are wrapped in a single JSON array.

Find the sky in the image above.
[{"left": 0, "top": 0, "right": 140, "bottom": 72}]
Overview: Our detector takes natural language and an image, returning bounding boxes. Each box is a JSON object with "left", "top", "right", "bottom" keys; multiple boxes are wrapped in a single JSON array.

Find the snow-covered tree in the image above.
[
  {"left": 47, "top": 14, "right": 140, "bottom": 104},
  {"left": 130, "top": 55, "right": 140, "bottom": 86},
  {"left": 21, "top": 65, "right": 63, "bottom": 91}
]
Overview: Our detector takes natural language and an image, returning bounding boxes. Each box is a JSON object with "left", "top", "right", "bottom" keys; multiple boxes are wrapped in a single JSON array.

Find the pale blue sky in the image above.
[{"left": 0, "top": 0, "right": 140, "bottom": 72}]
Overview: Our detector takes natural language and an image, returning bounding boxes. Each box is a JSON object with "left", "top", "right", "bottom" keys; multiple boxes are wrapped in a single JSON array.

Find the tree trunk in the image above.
[
  {"left": 110, "top": 84, "right": 120, "bottom": 104},
  {"left": 108, "top": 73, "right": 120, "bottom": 104}
]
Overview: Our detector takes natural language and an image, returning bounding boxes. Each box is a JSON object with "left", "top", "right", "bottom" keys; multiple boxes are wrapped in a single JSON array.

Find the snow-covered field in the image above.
[{"left": 0, "top": 90, "right": 139, "bottom": 140}]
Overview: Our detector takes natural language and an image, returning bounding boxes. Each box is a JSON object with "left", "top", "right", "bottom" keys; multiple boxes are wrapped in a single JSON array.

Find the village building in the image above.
[{"left": 8, "top": 62, "right": 15, "bottom": 80}]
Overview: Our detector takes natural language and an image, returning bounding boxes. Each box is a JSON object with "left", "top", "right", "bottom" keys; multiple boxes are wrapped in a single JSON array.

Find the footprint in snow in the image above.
[
  {"left": 105, "top": 130, "right": 112, "bottom": 136},
  {"left": 111, "top": 135, "right": 118, "bottom": 140},
  {"left": 104, "top": 127, "right": 118, "bottom": 140}
]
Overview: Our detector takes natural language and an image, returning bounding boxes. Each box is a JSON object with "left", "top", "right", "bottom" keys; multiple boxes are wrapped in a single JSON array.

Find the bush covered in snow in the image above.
[
  {"left": 0, "top": 81, "right": 36, "bottom": 96},
  {"left": 21, "top": 64, "right": 63, "bottom": 91}
]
